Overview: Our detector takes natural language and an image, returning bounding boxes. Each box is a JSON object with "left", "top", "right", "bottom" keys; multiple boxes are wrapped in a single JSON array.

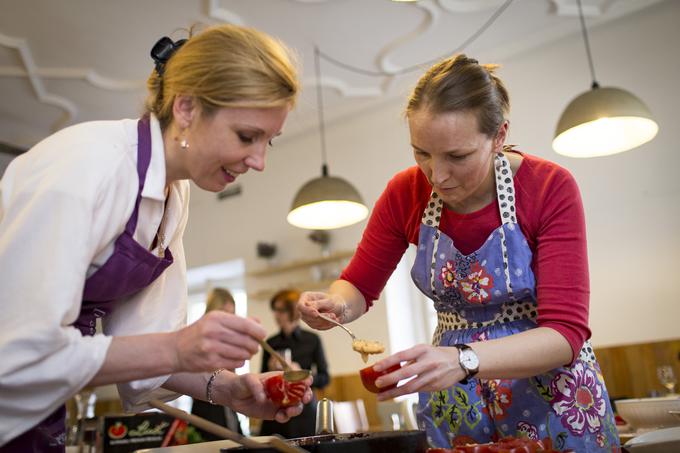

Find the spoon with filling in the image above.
[{"left": 317, "top": 313, "right": 384, "bottom": 363}]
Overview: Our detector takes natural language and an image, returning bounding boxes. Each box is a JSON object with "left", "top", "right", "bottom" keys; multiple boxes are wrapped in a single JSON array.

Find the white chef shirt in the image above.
[{"left": 0, "top": 115, "right": 190, "bottom": 445}]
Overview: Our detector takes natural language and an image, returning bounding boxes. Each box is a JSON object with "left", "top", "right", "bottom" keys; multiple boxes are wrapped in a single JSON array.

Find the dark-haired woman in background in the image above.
[{"left": 261, "top": 290, "right": 329, "bottom": 438}]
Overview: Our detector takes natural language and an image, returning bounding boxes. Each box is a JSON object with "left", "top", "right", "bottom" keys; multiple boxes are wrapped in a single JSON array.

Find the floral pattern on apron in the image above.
[{"left": 410, "top": 151, "right": 620, "bottom": 452}]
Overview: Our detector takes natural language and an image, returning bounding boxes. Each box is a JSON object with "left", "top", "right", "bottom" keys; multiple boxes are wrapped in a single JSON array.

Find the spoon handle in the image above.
[
  {"left": 150, "top": 399, "right": 305, "bottom": 453},
  {"left": 258, "top": 339, "right": 291, "bottom": 371},
  {"left": 318, "top": 313, "right": 356, "bottom": 340}
]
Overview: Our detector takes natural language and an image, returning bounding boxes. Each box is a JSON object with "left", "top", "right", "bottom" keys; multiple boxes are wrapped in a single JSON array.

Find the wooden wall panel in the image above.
[
  {"left": 317, "top": 374, "right": 383, "bottom": 430},
  {"left": 594, "top": 338, "right": 680, "bottom": 399}
]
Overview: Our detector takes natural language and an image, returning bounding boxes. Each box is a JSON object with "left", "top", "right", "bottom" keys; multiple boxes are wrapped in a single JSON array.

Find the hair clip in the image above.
[{"left": 150, "top": 36, "right": 187, "bottom": 76}]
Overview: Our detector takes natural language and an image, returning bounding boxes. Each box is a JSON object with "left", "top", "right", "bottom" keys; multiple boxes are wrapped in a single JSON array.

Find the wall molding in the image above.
[
  {"left": 303, "top": 75, "right": 382, "bottom": 98},
  {"left": 550, "top": 0, "right": 614, "bottom": 17},
  {"left": 0, "top": 32, "right": 76, "bottom": 131},
  {"left": 377, "top": 0, "right": 438, "bottom": 75},
  {"left": 437, "top": 0, "right": 506, "bottom": 14},
  {"left": 0, "top": 0, "right": 660, "bottom": 138}
]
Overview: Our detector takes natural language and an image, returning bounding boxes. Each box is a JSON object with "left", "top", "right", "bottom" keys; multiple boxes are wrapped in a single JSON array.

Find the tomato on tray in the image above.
[
  {"left": 426, "top": 436, "right": 568, "bottom": 453},
  {"left": 263, "top": 374, "right": 306, "bottom": 407},
  {"left": 359, "top": 363, "right": 402, "bottom": 393}
]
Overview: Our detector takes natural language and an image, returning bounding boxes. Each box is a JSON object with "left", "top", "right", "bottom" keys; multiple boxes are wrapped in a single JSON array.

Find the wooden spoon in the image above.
[{"left": 149, "top": 399, "right": 306, "bottom": 453}]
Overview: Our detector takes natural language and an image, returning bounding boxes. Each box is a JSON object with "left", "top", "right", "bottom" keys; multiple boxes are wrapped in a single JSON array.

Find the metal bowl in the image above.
[{"left": 615, "top": 396, "right": 680, "bottom": 430}]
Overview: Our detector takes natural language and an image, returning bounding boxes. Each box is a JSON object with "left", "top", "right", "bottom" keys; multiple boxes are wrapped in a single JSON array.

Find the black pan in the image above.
[{"left": 222, "top": 430, "right": 428, "bottom": 453}]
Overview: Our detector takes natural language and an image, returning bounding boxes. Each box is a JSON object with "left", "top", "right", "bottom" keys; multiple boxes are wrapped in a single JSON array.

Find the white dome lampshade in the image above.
[
  {"left": 287, "top": 171, "right": 368, "bottom": 230},
  {"left": 553, "top": 86, "right": 658, "bottom": 158},
  {"left": 287, "top": 46, "right": 369, "bottom": 230}
]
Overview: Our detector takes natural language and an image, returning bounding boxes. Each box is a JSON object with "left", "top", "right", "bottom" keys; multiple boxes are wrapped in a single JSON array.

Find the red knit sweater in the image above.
[{"left": 340, "top": 152, "right": 590, "bottom": 360}]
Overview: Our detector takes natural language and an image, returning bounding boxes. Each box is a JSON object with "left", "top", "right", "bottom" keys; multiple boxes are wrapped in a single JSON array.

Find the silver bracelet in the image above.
[{"left": 206, "top": 368, "right": 225, "bottom": 405}]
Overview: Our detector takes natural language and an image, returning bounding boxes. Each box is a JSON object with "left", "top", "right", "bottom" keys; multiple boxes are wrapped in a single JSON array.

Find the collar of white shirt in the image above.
[{"left": 142, "top": 114, "right": 168, "bottom": 202}]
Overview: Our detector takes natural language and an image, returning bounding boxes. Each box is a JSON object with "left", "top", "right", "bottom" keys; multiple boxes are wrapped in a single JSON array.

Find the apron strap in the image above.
[
  {"left": 495, "top": 150, "right": 516, "bottom": 301},
  {"left": 495, "top": 148, "right": 517, "bottom": 225},
  {"left": 124, "top": 115, "right": 153, "bottom": 236}
]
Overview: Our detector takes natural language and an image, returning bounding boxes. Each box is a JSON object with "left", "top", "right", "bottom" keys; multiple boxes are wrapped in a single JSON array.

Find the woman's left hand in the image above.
[
  {"left": 213, "top": 371, "right": 313, "bottom": 422},
  {"left": 372, "top": 344, "right": 466, "bottom": 401}
]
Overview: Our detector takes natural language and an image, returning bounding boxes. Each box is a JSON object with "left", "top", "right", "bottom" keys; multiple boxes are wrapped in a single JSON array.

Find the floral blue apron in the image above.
[{"left": 411, "top": 151, "right": 620, "bottom": 451}]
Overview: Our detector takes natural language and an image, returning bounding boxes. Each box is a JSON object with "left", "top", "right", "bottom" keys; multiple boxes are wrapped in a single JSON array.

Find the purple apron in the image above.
[
  {"left": 411, "top": 151, "right": 619, "bottom": 451},
  {"left": 2, "top": 116, "right": 174, "bottom": 453}
]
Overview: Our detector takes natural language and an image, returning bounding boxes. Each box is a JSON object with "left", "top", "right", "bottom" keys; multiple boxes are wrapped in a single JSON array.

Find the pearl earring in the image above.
[{"left": 179, "top": 129, "right": 189, "bottom": 149}]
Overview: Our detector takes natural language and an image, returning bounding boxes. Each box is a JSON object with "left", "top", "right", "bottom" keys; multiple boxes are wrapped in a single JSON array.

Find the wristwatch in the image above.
[{"left": 454, "top": 344, "right": 479, "bottom": 384}]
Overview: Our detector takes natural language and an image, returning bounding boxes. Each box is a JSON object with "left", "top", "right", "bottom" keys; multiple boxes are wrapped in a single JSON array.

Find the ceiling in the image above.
[{"left": 0, "top": 0, "right": 664, "bottom": 149}]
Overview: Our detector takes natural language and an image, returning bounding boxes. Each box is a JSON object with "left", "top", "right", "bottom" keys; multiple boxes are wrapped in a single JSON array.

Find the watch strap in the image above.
[{"left": 454, "top": 343, "right": 478, "bottom": 384}]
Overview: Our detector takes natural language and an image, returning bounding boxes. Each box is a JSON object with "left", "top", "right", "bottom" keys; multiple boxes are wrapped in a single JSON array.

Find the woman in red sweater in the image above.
[{"left": 298, "top": 55, "right": 619, "bottom": 451}]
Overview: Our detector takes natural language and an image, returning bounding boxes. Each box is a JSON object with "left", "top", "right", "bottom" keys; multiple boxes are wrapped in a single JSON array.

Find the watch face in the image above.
[{"left": 460, "top": 349, "right": 479, "bottom": 370}]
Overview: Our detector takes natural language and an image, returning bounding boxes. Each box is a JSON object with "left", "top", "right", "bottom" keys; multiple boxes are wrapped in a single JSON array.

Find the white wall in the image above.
[
  {"left": 183, "top": 0, "right": 680, "bottom": 376},
  {"left": 0, "top": 153, "right": 14, "bottom": 178},
  {"left": 499, "top": 1, "right": 680, "bottom": 347}
]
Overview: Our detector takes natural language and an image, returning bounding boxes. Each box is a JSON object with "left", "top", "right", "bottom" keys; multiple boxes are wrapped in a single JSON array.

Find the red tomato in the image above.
[
  {"left": 359, "top": 363, "right": 402, "bottom": 393},
  {"left": 452, "top": 435, "right": 478, "bottom": 447},
  {"left": 263, "top": 375, "right": 306, "bottom": 408},
  {"left": 449, "top": 436, "right": 564, "bottom": 453},
  {"left": 452, "top": 445, "right": 493, "bottom": 453}
]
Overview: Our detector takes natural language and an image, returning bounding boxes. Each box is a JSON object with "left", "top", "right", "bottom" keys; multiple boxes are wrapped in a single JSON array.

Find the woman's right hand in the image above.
[
  {"left": 297, "top": 291, "right": 347, "bottom": 330},
  {"left": 173, "top": 311, "right": 266, "bottom": 372}
]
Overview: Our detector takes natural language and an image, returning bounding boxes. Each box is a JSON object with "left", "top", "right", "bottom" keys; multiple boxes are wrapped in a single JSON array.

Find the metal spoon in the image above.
[
  {"left": 258, "top": 339, "right": 311, "bottom": 382},
  {"left": 317, "top": 314, "right": 385, "bottom": 362},
  {"left": 317, "top": 313, "right": 356, "bottom": 340}
]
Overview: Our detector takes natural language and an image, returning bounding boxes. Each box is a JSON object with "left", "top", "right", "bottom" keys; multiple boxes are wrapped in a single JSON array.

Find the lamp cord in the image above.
[
  {"left": 577, "top": 0, "right": 600, "bottom": 89},
  {"left": 310, "top": 0, "right": 514, "bottom": 175},
  {"left": 315, "top": 0, "right": 514, "bottom": 77},
  {"left": 314, "top": 46, "right": 329, "bottom": 177}
]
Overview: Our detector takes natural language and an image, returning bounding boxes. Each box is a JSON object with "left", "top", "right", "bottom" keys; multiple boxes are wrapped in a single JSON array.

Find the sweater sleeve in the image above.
[
  {"left": 339, "top": 173, "right": 414, "bottom": 309},
  {"left": 529, "top": 164, "right": 591, "bottom": 364}
]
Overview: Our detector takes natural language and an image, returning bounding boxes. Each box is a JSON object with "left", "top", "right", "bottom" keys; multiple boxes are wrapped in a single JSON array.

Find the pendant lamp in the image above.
[
  {"left": 552, "top": 0, "right": 658, "bottom": 158},
  {"left": 287, "top": 47, "right": 368, "bottom": 230}
]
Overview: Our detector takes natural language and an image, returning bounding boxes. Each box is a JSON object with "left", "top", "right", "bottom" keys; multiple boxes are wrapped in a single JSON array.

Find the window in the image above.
[
  {"left": 384, "top": 245, "right": 436, "bottom": 403},
  {"left": 170, "top": 257, "right": 251, "bottom": 434}
]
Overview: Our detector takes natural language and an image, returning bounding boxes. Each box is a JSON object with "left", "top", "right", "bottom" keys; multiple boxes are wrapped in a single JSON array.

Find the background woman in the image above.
[{"left": 261, "top": 289, "right": 329, "bottom": 438}]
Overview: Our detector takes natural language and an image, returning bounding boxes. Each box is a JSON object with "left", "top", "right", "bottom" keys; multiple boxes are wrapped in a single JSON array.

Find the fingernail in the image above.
[{"left": 375, "top": 378, "right": 383, "bottom": 387}]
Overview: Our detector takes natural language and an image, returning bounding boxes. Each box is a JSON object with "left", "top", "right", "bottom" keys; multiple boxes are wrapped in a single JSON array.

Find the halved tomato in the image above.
[
  {"left": 263, "top": 374, "right": 306, "bottom": 408},
  {"left": 359, "top": 363, "right": 402, "bottom": 393}
]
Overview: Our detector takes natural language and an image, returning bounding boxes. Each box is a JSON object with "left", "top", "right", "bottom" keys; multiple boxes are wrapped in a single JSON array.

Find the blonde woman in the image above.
[
  {"left": 205, "top": 287, "right": 237, "bottom": 314},
  {"left": 0, "top": 25, "right": 311, "bottom": 451}
]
